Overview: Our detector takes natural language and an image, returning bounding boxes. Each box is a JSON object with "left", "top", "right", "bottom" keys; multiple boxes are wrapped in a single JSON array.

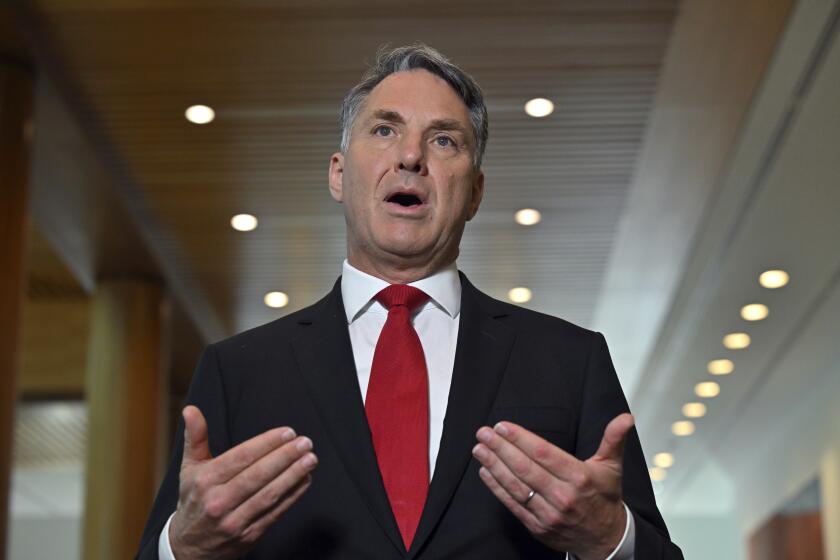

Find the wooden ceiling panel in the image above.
[{"left": 28, "top": 0, "right": 678, "bottom": 334}]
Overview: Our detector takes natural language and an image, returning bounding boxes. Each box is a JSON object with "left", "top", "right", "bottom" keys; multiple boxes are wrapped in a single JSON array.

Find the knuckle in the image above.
[
  {"left": 530, "top": 519, "right": 550, "bottom": 537},
  {"left": 236, "top": 448, "right": 255, "bottom": 468},
  {"left": 480, "top": 450, "right": 497, "bottom": 467},
  {"left": 250, "top": 462, "right": 269, "bottom": 481},
  {"left": 572, "top": 469, "right": 590, "bottom": 489},
  {"left": 514, "top": 480, "right": 531, "bottom": 499},
  {"left": 532, "top": 443, "right": 552, "bottom": 462},
  {"left": 193, "top": 470, "right": 214, "bottom": 494},
  {"left": 542, "top": 509, "right": 562, "bottom": 528},
  {"left": 203, "top": 493, "right": 228, "bottom": 519},
  {"left": 506, "top": 457, "right": 526, "bottom": 476},
  {"left": 511, "top": 457, "right": 531, "bottom": 478},
  {"left": 549, "top": 487, "right": 569, "bottom": 510},
  {"left": 239, "top": 524, "right": 261, "bottom": 545},
  {"left": 218, "top": 515, "right": 242, "bottom": 537},
  {"left": 261, "top": 485, "right": 282, "bottom": 508}
]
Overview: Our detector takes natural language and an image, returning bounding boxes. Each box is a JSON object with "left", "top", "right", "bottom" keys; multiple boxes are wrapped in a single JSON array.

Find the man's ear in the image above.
[
  {"left": 466, "top": 170, "right": 484, "bottom": 221},
  {"left": 328, "top": 152, "right": 345, "bottom": 203}
]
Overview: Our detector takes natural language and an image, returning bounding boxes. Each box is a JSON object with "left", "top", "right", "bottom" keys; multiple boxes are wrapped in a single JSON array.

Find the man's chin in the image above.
[
  {"left": 372, "top": 231, "right": 429, "bottom": 256},
  {"left": 370, "top": 239, "right": 439, "bottom": 265},
  {"left": 380, "top": 244, "right": 430, "bottom": 261}
]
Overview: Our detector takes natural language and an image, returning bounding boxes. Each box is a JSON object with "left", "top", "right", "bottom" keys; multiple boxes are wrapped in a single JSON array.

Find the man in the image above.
[{"left": 136, "top": 44, "right": 683, "bottom": 559}]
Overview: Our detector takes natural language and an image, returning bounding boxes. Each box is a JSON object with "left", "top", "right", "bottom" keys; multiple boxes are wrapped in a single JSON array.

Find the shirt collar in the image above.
[{"left": 341, "top": 259, "right": 461, "bottom": 324}]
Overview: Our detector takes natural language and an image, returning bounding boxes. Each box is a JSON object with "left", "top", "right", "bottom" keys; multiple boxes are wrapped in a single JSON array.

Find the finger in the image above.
[
  {"left": 210, "top": 427, "right": 298, "bottom": 484},
  {"left": 592, "top": 413, "right": 634, "bottom": 465},
  {"left": 221, "top": 436, "right": 315, "bottom": 507},
  {"left": 486, "top": 422, "right": 580, "bottom": 482},
  {"left": 240, "top": 473, "right": 313, "bottom": 545},
  {"left": 473, "top": 443, "right": 564, "bottom": 526},
  {"left": 223, "top": 452, "right": 318, "bottom": 538},
  {"left": 473, "top": 442, "right": 542, "bottom": 503},
  {"left": 478, "top": 424, "right": 578, "bottom": 490},
  {"left": 182, "top": 406, "right": 212, "bottom": 465},
  {"left": 477, "top": 466, "right": 544, "bottom": 536}
]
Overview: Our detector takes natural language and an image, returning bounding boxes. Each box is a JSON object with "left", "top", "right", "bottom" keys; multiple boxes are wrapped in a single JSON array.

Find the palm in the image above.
[{"left": 473, "top": 413, "right": 634, "bottom": 559}]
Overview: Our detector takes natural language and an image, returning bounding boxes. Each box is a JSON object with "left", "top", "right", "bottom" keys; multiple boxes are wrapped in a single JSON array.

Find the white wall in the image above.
[
  {"left": 7, "top": 517, "right": 80, "bottom": 560},
  {"left": 666, "top": 513, "right": 744, "bottom": 560}
]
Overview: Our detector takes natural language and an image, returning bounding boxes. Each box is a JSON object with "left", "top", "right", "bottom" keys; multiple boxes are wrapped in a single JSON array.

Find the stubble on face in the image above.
[{"left": 328, "top": 70, "right": 484, "bottom": 284}]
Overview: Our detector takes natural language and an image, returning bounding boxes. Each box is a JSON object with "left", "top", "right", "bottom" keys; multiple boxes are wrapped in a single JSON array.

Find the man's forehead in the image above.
[{"left": 359, "top": 69, "right": 471, "bottom": 123}]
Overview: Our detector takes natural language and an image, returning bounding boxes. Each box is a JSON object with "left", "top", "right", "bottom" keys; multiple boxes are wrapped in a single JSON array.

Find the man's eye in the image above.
[
  {"left": 435, "top": 136, "right": 455, "bottom": 148},
  {"left": 374, "top": 125, "right": 393, "bottom": 137}
]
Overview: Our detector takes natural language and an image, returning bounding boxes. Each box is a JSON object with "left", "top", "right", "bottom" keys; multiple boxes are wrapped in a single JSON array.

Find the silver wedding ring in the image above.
[{"left": 523, "top": 489, "right": 536, "bottom": 505}]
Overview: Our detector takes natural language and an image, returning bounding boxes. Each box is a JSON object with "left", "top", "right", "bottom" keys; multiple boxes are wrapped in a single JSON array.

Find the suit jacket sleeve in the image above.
[
  {"left": 135, "top": 344, "right": 233, "bottom": 559},
  {"left": 575, "top": 333, "right": 683, "bottom": 559}
]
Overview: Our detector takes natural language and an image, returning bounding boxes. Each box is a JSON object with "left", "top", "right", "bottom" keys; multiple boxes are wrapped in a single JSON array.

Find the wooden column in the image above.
[
  {"left": 749, "top": 511, "right": 825, "bottom": 560},
  {"left": 822, "top": 447, "right": 840, "bottom": 560},
  {"left": 0, "top": 58, "right": 33, "bottom": 560},
  {"left": 83, "top": 279, "right": 169, "bottom": 560}
]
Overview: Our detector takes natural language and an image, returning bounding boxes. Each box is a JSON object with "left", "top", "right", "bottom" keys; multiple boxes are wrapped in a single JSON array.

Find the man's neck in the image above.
[{"left": 346, "top": 252, "right": 456, "bottom": 285}]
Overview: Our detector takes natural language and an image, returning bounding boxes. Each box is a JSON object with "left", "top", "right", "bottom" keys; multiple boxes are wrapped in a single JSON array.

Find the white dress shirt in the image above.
[{"left": 159, "top": 260, "right": 634, "bottom": 559}]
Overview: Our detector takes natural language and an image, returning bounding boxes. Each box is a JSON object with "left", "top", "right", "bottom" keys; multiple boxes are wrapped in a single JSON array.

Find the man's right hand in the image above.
[{"left": 169, "top": 405, "right": 318, "bottom": 559}]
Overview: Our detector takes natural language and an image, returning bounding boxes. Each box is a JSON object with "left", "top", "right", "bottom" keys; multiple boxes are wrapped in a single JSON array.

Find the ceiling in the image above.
[
  {"left": 19, "top": 0, "right": 678, "bottom": 339},
  {"left": 6, "top": 0, "right": 840, "bottom": 536},
  {"left": 638, "top": 0, "right": 840, "bottom": 522}
]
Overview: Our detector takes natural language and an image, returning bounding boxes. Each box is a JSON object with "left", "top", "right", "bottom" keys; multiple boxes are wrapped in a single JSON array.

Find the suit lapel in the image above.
[
  {"left": 290, "top": 280, "right": 406, "bottom": 555},
  {"left": 408, "top": 274, "right": 516, "bottom": 557}
]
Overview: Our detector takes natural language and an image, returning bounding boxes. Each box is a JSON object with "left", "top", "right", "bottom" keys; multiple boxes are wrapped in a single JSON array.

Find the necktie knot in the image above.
[{"left": 375, "top": 284, "right": 430, "bottom": 313}]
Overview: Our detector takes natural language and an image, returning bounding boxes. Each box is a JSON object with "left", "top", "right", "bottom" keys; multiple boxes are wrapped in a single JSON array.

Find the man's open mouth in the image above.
[{"left": 387, "top": 193, "right": 424, "bottom": 207}]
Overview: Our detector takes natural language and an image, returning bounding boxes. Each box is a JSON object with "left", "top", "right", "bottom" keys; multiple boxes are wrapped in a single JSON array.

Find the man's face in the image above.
[{"left": 329, "top": 69, "right": 484, "bottom": 276}]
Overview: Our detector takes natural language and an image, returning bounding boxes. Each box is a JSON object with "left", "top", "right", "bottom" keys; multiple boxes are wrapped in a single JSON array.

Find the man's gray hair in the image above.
[{"left": 339, "top": 44, "right": 489, "bottom": 169}]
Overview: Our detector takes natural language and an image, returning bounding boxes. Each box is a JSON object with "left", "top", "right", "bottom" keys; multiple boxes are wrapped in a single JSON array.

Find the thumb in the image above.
[
  {"left": 592, "top": 413, "right": 634, "bottom": 466},
  {"left": 181, "top": 405, "right": 212, "bottom": 465}
]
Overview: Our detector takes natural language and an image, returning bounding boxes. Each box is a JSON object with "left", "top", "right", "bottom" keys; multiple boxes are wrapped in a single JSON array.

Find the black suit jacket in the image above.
[{"left": 137, "top": 274, "right": 683, "bottom": 559}]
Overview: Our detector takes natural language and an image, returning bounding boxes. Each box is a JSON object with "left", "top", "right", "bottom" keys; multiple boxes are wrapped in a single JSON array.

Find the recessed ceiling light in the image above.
[
  {"left": 515, "top": 208, "right": 541, "bottom": 226},
  {"left": 654, "top": 453, "right": 674, "bottom": 469},
  {"left": 185, "top": 104, "right": 215, "bottom": 124},
  {"left": 760, "top": 269, "right": 789, "bottom": 289},
  {"left": 672, "top": 421, "right": 695, "bottom": 436},
  {"left": 723, "top": 332, "right": 751, "bottom": 349},
  {"left": 707, "top": 359, "right": 734, "bottom": 375},
  {"left": 695, "top": 381, "right": 721, "bottom": 398},
  {"left": 649, "top": 467, "right": 667, "bottom": 481},
  {"left": 230, "top": 214, "right": 258, "bottom": 232},
  {"left": 524, "top": 98, "right": 554, "bottom": 118},
  {"left": 264, "top": 291, "right": 289, "bottom": 308},
  {"left": 741, "top": 303, "right": 769, "bottom": 321},
  {"left": 508, "top": 287, "right": 532, "bottom": 303},
  {"left": 682, "top": 402, "right": 707, "bottom": 418}
]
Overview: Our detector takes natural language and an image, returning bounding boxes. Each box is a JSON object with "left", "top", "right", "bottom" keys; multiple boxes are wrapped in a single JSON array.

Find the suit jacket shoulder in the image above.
[
  {"left": 464, "top": 273, "right": 597, "bottom": 349},
  {"left": 211, "top": 284, "right": 335, "bottom": 357}
]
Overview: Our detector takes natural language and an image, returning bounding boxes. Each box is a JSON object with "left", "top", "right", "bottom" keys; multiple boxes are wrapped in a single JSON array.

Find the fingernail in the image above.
[
  {"left": 296, "top": 437, "right": 313, "bottom": 452},
  {"left": 301, "top": 453, "right": 318, "bottom": 468},
  {"left": 494, "top": 422, "right": 509, "bottom": 437},
  {"left": 476, "top": 428, "right": 492, "bottom": 443},
  {"left": 281, "top": 428, "right": 296, "bottom": 443},
  {"left": 472, "top": 444, "right": 486, "bottom": 460}
]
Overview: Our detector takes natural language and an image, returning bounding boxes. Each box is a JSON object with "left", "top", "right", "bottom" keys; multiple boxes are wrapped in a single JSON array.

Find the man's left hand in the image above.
[{"left": 473, "top": 413, "right": 634, "bottom": 560}]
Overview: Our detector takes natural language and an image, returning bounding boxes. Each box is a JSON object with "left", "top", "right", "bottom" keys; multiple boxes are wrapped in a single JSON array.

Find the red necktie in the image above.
[{"left": 365, "top": 284, "right": 430, "bottom": 549}]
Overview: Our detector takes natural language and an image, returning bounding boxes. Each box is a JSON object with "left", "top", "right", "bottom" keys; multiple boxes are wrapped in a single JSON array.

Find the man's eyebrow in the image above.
[
  {"left": 368, "top": 110, "right": 469, "bottom": 135},
  {"left": 429, "top": 118, "right": 469, "bottom": 136},
  {"left": 369, "top": 109, "right": 405, "bottom": 124}
]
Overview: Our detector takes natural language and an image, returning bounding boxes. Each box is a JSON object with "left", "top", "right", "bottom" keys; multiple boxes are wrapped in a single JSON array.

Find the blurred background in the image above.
[{"left": 1, "top": 0, "right": 838, "bottom": 558}]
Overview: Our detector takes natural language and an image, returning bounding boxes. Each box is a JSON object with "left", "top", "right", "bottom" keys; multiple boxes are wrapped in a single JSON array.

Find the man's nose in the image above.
[{"left": 395, "top": 132, "right": 427, "bottom": 175}]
